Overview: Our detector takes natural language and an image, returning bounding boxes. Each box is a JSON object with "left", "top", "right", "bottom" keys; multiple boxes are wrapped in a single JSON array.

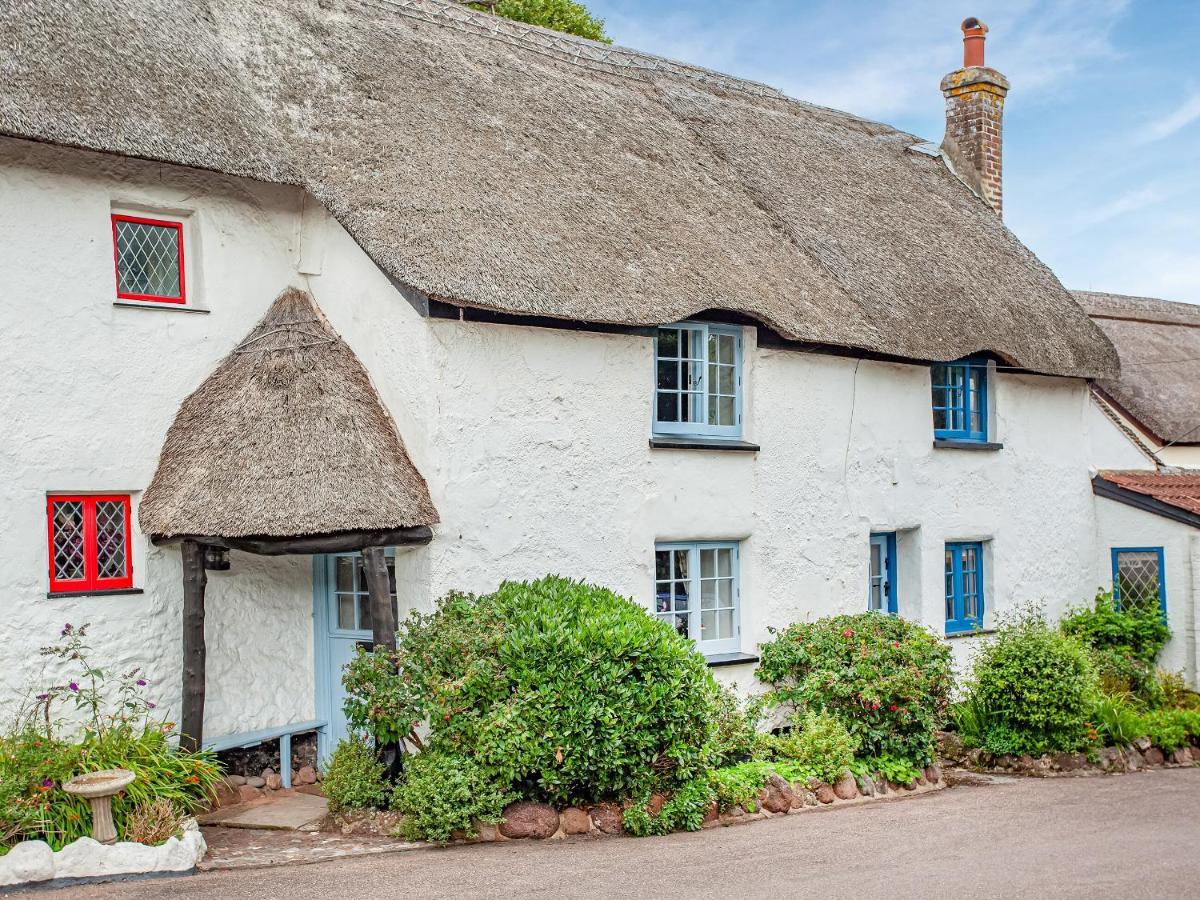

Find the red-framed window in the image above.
[
  {"left": 111, "top": 214, "right": 186, "bottom": 304},
  {"left": 47, "top": 495, "right": 134, "bottom": 594}
]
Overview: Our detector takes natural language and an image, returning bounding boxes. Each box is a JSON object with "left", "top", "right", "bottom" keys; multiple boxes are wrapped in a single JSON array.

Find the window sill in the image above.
[
  {"left": 649, "top": 436, "right": 760, "bottom": 453},
  {"left": 944, "top": 628, "right": 995, "bottom": 640},
  {"left": 933, "top": 439, "right": 1004, "bottom": 452},
  {"left": 705, "top": 651, "right": 760, "bottom": 668},
  {"left": 46, "top": 588, "right": 144, "bottom": 599},
  {"left": 114, "top": 300, "right": 209, "bottom": 314}
]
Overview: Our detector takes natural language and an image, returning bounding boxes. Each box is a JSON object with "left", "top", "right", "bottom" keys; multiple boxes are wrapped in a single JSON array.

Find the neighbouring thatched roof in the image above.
[
  {"left": 0, "top": 0, "right": 1117, "bottom": 378},
  {"left": 1076, "top": 291, "right": 1200, "bottom": 444},
  {"left": 139, "top": 288, "right": 438, "bottom": 539}
]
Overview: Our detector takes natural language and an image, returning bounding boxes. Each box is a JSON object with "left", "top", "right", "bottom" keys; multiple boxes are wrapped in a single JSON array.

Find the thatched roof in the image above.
[
  {"left": 0, "top": 0, "right": 1117, "bottom": 378},
  {"left": 1076, "top": 291, "right": 1200, "bottom": 444},
  {"left": 139, "top": 288, "right": 438, "bottom": 539}
]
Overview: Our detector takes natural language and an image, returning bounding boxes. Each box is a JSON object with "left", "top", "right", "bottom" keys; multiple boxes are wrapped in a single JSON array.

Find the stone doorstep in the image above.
[
  {"left": 199, "top": 827, "right": 423, "bottom": 873},
  {"left": 199, "top": 792, "right": 329, "bottom": 831}
]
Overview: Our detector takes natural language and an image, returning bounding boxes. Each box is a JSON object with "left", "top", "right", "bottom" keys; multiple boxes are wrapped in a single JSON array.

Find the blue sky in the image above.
[{"left": 586, "top": 0, "right": 1200, "bottom": 304}]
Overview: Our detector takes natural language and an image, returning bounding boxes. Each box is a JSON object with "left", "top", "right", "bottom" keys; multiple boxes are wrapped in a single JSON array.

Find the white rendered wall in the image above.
[
  {"left": 4, "top": 137, "right": 1196, "bottom": 741},
  {"left": 0, "top": 139, "right": 315, "bottom": 736},
  {"left": 1093, "top": 498, "right": 1197, "bottom": 682}
]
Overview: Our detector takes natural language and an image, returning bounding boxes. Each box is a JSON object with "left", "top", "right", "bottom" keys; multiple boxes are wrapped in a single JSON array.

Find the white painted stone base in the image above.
[{"left": 0, "top": 818, "right": 206, "bottom": 888}]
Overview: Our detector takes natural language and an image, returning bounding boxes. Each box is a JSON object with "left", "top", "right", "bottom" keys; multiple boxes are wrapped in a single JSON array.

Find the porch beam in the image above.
[
  {"left": 180, "top": 540, "right": 208, "bottom": 752},
  {"left": 362, "top": 546, "right": 397, "bottom": 651},
  {"left": 150, "top": 526, "right": 433, "bottom": 555}
]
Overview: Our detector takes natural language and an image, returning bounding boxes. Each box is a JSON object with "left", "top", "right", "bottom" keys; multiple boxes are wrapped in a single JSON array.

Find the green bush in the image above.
[
  {"left": 964, "top": 607, "right": 1099, "bottom": 755},
  {"left": 706, "top": 685, "right": 766, "bottom": 767},
  {"left": 756, "top": 612, "right": 953, "bottom": 766},
  {"left": 622, "top": 778, "right": 713, "bottom": 837},
  {"left": 1060, "top": 590, "right": 1169, "bottom": 663},
  {"left": 378, "top": 576, "right": 718, "bottom": 806},
  {"left": 770, "top": 711, "right": 859, "bottom": 783},
  {"left": 1061, "top": 591, "right": 1170, "bottom": 705},
  {"left": 391, "top": 751, "right": 512, "bottom": 843},
  {"left": 1158, "top": 671, "right": 1200, "bottom": 710},
  {"left": 1091, "top": 695, "right": 1145, "bottom": 747},
  {"left": 1140, "top": 710, "right": 1191, "bottom": 752},
  {"left": 342, "top": 646, "right": 425, "bottom": 750},
  {"left": 850, "top": 754, "right": 924, "bottom": 787},
  {"left": 323, "top": 738, "right": 387, "bottom": 813},
  {"left": 468, "top": 0, "right": 611, "bottom": 43},
  {"left": 0, "top": 624, "right": 222, "bottom": 853}
]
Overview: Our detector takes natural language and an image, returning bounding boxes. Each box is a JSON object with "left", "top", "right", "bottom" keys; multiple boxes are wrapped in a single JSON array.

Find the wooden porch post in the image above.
[
  {"left": 180, "top": 540, "right": 208, "bottom": 752},
  {"left": 362, "top": 546, "right": 396, "bottom": 651}
]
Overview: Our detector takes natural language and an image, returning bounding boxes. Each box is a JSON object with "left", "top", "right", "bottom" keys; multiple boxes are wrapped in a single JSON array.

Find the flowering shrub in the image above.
[
  {"left": 756, "top": 613, "right": 953, "bottom": 766},
  {"left": 0, "top": 624, "right": 221, "bottom": 852}
]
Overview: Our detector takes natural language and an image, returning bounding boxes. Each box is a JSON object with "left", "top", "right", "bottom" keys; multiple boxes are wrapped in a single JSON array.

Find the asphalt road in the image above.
[{"left": 43, "top": 769, "right": 1200, "bottom": 899}]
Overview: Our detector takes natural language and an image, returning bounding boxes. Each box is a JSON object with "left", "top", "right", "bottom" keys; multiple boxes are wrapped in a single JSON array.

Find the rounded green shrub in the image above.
[
  {"left": 391, "top": 576, "right": 718, "bottom": 806},
  {"left": 755, "top": 612, "right": 953, "bottom": 766},
  {"left": 391, "top": 751, "right": 513, "bottom": 843},
  {"left": 323, "top": 737, "right": 387, "bottom": 813},
  {"left": 965, "top": 608, "right": 1099, "bottom": 755}
]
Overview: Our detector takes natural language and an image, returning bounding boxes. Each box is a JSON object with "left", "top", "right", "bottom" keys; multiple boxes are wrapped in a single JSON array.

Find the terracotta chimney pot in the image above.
[{"left": 961, "top": 17, "right": 988, "bottom": 68}]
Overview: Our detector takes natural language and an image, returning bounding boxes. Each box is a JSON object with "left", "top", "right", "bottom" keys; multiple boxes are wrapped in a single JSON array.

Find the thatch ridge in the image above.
[
  {"left": 1075, "top": 290, "right": 1200, "bottom": 444},
  {"left": 139, "top": 288, "right": 438, "bottom": 538},
  {"left": 0, "top": 0, "right": 1117, "bottom": 378}
]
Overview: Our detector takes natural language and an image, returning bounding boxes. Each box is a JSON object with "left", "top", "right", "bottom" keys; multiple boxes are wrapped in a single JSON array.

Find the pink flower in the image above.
[
  {"left": 136, "top": 679, "right": 147, "bottom": 687},
  {"left": 68, "top": 682, "right": 79, "bottom": 693}
]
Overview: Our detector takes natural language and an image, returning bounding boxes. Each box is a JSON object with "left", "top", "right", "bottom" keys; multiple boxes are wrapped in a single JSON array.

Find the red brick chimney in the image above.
[{"left": 940, "top": 18, "right": 1009, "bottom": 216}]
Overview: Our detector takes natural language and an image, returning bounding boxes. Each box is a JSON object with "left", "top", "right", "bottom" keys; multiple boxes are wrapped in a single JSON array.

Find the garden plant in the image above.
[
  {"left": 0, "top": 625, "right": 222, "bottom": 854},
  {"left": 331, "top": 581, "right": 955, "bottom": 842}
]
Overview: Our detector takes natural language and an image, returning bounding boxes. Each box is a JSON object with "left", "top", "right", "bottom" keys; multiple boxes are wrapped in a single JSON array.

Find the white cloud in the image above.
[{"left": 1139, "top": 91, "right": 1200, "bottom": 143}]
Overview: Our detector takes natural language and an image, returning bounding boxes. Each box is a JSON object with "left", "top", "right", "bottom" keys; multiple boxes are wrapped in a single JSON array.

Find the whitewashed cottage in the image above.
[{"left": 0, "top": 1, "right": 1191, "bottom": 767}]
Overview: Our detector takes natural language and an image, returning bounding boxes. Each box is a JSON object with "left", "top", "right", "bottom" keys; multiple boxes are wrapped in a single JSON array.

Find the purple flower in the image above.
[
  {"left": 35, "top": 693, "right": 49, "bottom": 701},
  {"left": 41, "top": 779, "right": 54, "bottom": 789},
  {"left": 68, "top": 682, "right": 79, "bottom": 693},
  {"left": 61, "top": 624, "right": 72, "bottom": 636},
  {"left": 136, "top": 679, "right": 147, "bottom": 687},
  {"left": 147, "top": 702, "right": 156, "bottom": 710}
]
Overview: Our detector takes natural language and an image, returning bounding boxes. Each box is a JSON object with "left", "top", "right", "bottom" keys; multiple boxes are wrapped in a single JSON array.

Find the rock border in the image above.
[
  {"left": 0, "top": 818, "right": 206, "bottom": 889},
  {"left": 937, "top": 730, "right": 1200, "bottom": 777},
  {"left": 326, "top": 766, "right": 946, "bottom": 842}
]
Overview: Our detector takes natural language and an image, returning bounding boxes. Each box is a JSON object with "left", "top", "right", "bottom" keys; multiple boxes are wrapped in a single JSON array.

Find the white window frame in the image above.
[
  {"left": 653, "top": 541, "right": 741, "bottom": 655},
  {"left": 653, "top": 322, "right": 743, "bottom": 439}
]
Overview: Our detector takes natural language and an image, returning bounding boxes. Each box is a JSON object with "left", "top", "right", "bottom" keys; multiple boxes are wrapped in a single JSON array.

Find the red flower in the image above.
[
  {"left": 186, "top": 775, "right": 200, "bottom": 783},
  {"left": 842, "top": 629, "right": 855, "bottom": 638},
  {"left": 889, "top": 704, "right": 898, "bottom": 712},
  {"left": 893, "top": 641, "right": 900, "bottom": 648}
]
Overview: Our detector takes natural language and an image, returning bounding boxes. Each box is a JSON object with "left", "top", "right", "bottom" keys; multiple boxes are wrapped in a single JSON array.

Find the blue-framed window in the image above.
[
  {"left": 945, "top": 542, "right": 984, "bottom": 633},
  {"left": 654, "top": 541, "right": 740, "bottom": 654},
  {"left": 1111, "top": 547, "right": 1167, "bottom": 615},
  {"left": 322, "top": 552, "right": 397, "bottom": 637},
  {"left": 868, "top": 532, "right": 898, "bottom": 614},
  {"left": 932, "top": 358, "right": 988, "bottom": 441},
  {"left": 654, "top": 323, "right": 742, "bottom": 438}
]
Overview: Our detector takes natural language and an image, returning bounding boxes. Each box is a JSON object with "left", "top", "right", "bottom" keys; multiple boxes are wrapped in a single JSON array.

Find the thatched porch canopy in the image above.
[
  {"left": 138, "top": 287, "right": 437, "bottom": 749},
  {"left": 139, "top": 287, "right": 438, "bottom": 547}
]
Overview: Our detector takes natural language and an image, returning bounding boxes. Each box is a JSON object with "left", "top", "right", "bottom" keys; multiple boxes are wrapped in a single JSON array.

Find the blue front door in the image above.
[
  {"left": 868, "top": 533, "right": 898, "bottom": 614},
  {"left": 313, "top": 552, "right": 397, "bottom": 762}
]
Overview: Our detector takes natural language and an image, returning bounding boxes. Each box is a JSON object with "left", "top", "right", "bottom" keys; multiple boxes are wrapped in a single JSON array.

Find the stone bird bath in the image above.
[{"left": 63, "top": 769, "right": 136, "bottom": 844}]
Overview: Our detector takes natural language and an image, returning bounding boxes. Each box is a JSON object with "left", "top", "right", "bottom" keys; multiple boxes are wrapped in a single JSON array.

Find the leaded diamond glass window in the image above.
[
  {"left": 1113, "top": 548, "right": 1165, "bottom": 614},
  {"left": 94, "top": 500, "right": 128, "bottom": 580},
  {"left": 654, "top": 542, "right": 740, "bottom": 654},
  {"left": 47, "top": 495, "right": 133, "bottom": 593},
  {"left": 112, "top": 215, "right": 184, "bottom": 302},
  {"left": 51, "top": 501, "right": 85, "bottom": 584}
]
